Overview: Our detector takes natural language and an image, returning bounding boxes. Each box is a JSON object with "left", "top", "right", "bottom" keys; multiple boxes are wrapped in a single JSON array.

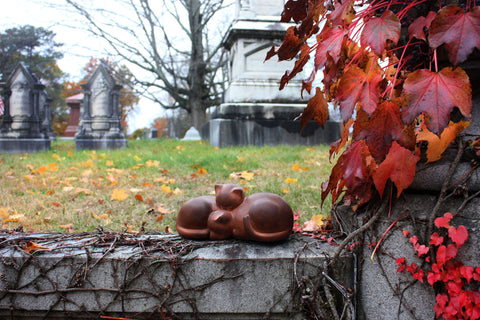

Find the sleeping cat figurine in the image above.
[{"left": 176, "top": 184, "right": 293, "bottom": 242}]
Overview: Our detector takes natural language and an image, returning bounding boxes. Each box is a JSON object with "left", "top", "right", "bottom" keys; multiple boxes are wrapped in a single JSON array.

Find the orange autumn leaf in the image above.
[
  {"left": 36, "top": 165, "right": 47, "bottom": 175},
  {"left": 161, "top": 185, "right": 172, "bottom": 194},
  {"left": 284, "top": 177, "right": 298, "bottom": 184},
  {"left": 46, "top": 190, "right": 55, "bottom": 196},
  {"left": 156, "top": 215, "right": 163, "bottom": 222},
  {"left": 59, "top": 223, "right": 74, "bottom": 233},
  {"left": 48, "top": 163, "right": 58, "bottom": 171},
  {"left": 417, "top": 120, "right": 470, "bottom": 163},
  {"left": 52, "top": 202, "right": 62, "bottom": 207},
  {"left": 142, "top": 182, "right": 155, "bottom": 187},
  {"left": 197, "top": 167, "right": 207, "bottom": 175},
  {"left": 111, "top": 188, "right": 128, "bottom": 201},
  {"left": 22, "top": 241, "right": 49, "bottom": 254},
  {"left": 135, "top": 194, "right": 144, "bottom": 202}
]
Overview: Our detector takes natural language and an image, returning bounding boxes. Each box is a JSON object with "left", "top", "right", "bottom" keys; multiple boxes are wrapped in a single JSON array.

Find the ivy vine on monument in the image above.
[{"left": 268, "top": 0, "right": 480, "bottom": 318}]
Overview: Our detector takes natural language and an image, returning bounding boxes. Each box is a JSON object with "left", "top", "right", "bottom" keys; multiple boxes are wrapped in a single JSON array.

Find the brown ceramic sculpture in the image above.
[{"left": 176, "top": 184, "right": 293, "bottom": 242}]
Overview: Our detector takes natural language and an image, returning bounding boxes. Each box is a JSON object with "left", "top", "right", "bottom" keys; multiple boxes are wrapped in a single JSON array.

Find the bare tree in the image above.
[{"left": 64, "top": 0, "right": 232, "bottom": 130}]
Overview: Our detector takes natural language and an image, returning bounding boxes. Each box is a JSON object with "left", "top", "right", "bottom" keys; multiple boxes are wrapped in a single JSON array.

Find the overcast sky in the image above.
[{"left": 0, "top": 0, "right": 172, "bottom": 133}]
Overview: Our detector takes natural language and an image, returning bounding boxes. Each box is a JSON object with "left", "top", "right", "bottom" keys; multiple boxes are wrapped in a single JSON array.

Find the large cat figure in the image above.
[{"left": 176, "top": 184, "right": 293, "bottom": 242}]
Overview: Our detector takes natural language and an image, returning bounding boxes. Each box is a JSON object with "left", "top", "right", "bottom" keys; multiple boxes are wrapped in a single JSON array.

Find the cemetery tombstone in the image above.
[
  {"left": 39, "top": 90, "right": 56, "bottom": 140},
  {"left": 0, "top": 63, "right": 51, "bottom": 153},
  {"left": 75, "top": 63, "right": 127, "bottom": 150},
  {"left": 208, "top": 0, "right": 341, "bottom": 147},
  {"left": 64, "top": 93, "right": 83, "bottom": 138}
]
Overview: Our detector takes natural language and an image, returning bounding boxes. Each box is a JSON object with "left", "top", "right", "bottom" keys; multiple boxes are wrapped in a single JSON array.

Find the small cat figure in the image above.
[{"left": 176, "top": 184, "right": 293, "bottom": 242}]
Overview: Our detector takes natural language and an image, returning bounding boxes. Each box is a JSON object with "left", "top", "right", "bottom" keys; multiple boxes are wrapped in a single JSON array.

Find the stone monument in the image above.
[
  {"left": 0, "top": 63, "right": 51, "bottom": 153},
  {"left": 75, "top": 63, "right": 127, "bottom": 150},
  {"left": 39, "top": 90, "right": 56, "bottom": 140},
  {"left": 208, "top": 0, "right": 341, "bottom": 147},
  {"left": 64, "top": 93, "right": 83, "bottom": 138}
]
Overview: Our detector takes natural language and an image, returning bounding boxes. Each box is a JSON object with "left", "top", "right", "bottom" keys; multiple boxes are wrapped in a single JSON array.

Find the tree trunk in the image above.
[{"left": 188, "top": 0, "right": 207, "bottom": 131}]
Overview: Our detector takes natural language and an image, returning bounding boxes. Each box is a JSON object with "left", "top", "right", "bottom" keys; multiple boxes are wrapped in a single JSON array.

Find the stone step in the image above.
[{"left": 0, "top": 232, "right": 354, "bottom": 319}]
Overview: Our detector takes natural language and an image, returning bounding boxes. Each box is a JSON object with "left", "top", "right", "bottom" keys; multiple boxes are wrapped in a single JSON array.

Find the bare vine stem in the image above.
[
  {"left": 426, "top": 139, "right": 466, "bottom": 241},
  {"left": 332, "top": 196, "right": 389, "bottom": 264}
]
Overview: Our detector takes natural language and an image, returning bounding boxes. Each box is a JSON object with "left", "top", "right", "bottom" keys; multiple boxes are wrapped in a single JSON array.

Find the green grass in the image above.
[{"left": 0, "top": 139, "right": 333, "bottom": 233}]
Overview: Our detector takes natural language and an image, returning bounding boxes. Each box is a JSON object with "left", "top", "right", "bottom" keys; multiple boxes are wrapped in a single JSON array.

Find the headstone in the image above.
[
  {"left": 39, "top": 90, "right": 56, "bottom": 140},
  {"left": 181, "top": 126, "right": 201, "bottom": 141},
  {"left": 64, "top": 93, "right": 83, "bottom": 138},
  {"left": 0, "top": 63, "right": 51, "bottom": 153},
  {"left": 75, "top": 63, "right": 127, "bottom": 150},
  {"left": 208, "top": 0, "right": 341, "bottom": 147}
]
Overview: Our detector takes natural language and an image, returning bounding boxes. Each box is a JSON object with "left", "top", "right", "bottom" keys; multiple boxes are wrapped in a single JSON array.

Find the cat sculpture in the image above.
[{"left": 176, "top": 184, "right": 293, "bottom": 242}]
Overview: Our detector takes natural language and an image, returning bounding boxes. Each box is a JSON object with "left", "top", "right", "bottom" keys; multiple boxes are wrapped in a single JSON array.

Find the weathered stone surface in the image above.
[
  {"left": 0, "top": 233, "right": 353, "bottom": 320},
  {"left": 75, "top": 63, "right": 127, "bottom": 150},
  {"left": 182, "top": 126, "right": 202, "bottom": 141},
  {"left": 335, "top": 193, "right": 480, "bottom": 320}
]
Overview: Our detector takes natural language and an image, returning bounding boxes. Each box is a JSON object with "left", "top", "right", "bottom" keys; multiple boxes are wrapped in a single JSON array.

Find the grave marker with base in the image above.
[
  {"left": 0, "top": 63, "right": 51, "bottom": 154},
  {"left": 75, "top": 63, "right": 127, "bottom": 150}
]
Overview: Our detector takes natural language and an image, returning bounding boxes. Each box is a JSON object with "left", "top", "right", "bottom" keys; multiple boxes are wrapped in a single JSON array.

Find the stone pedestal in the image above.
[
  {"left": 0, "top": 63, "right": 50, "bottom": 153},
  {"left": 209, "top": 0, "right": 341, "bottom": 147},
  {"left": 64, "top": 93, "right": 83, "bottom": 138},
  {"left": 75, "top": 63, "right": 127, "bottom": 150}
]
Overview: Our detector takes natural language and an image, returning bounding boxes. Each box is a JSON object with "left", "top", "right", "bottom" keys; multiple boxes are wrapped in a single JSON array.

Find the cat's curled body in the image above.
[{"left": 176, "top": 184, "right": 293, "bottom": 242}]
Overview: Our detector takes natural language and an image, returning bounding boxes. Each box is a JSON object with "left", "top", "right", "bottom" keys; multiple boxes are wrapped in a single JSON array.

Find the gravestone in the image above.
[
  {"left": 182, "top": 126, "right": 201, "bottom": 141},
  {"left": 208, "top": 0, "right": 341, "bottom": 147},
  {"left": 64, "top": 93, "right": 83, "bottom": 138},
  {"left": 0, "top": 63, "right": 51, "bottom": 153},
  {"left": 39, "top": 90, "right": 56, "bottom": 140},
  {"left": 75, "top": 63, "right": 127, "bottom": 150}
]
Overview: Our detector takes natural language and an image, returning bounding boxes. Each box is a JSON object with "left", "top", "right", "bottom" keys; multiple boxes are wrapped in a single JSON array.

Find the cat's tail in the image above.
[
  {"left": 243, "top": 216, "right": 291, "bottom": 242},
  {"left": 176, "top": 225, "right": 210, "bottom": 240}
]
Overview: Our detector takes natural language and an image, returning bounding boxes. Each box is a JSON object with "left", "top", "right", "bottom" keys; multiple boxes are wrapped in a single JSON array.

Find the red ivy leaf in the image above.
[
  {"left": 429, "top": 5, "right": 480, "bottom": 65},
  {"left": 460, "top": 265, "right": 474, "bottom": 283},
  {"left": 436, "top": 244, "right": 458, "bottom": 266},
  {"left": 336, "top": 66, "right": 382, "bottom": 122},
  {"left": 353, "top": 101, "right": 415, "bottom": 162},
  {"left": 434, "top": 212, "right": 453, "bottom": 229},
  {"left": 322, "top": 140, "right": 374, "bottom": 205},
  {"left": 408, "top": 11, "right": 437, "bottom": 41},
  {"left": 314, "top": 25, "right": 347, "bottom": 71},
  {"left": 373, "top": 141, "right": 420, "bottom": 197},
  {"left": 280, "top": 43, "right": 311, "bottom": 90},
  {"left": 430, "top": 232, "right": 444, "bottom": 246},
  {"left": 301, "top": 87, "right": 329, "bottom": 129},
  {"left": 402, "top": 67, "right": 472, "bottom": 135},
  {"left": 414, "top": 243, "right": 430, "bottom": 257},
  {"left": 448, "top": 225, "right": 468, "bottom": 246},
  {"left": 329, "top": 0, "right": 355, "bottom": 26},
  {"left": 281, "top": 0, "right": 309, "bottom": 22},
  {"left": 361, "top": 10, "right": 401, "bottom": 56}
]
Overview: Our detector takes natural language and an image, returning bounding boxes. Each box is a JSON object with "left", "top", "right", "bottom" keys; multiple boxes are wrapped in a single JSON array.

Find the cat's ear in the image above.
[
  {"left": 215, "top": 184, "right": 223, "bottom": 195},
  {"left": 232, "top": 187, "right": 245, "bottom": 201}
]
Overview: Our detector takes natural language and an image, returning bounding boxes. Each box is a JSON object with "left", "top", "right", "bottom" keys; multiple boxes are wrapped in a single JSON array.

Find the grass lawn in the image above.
[{"left": 0, "top": 139, "right": 333, "bottom": 233}]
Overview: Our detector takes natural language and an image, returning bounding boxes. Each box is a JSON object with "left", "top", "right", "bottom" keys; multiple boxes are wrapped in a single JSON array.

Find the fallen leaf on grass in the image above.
[
  {"left": 145, "top": 160, "right": 159, "bottom": 167},
  {"left": 21, "top": 241, "right": 49, "bottom": 254},
  {"left": 52, "top": 202, "right": 62, "bottom": 207},
  {"left": 284, "top": 177, "right": 298, "bottom": 184},
  {"left": 135, "top": 194, "right": 144, "bottom": 202},
  {"left": 0, "top": 208, "right": 9, "bottom": 219},
  {"left": 165, "top": 225, "right": 174, "bottom": 233},
  {"left": 229, "top": 170, "right": 257, "bottom": 181},
  {"left": 161, "top": 185, "right": 172, "bottom": 194},
  {"left": 4, "top": 213, "right": 26, "bottom": 223},
  {"left": 59, "top": 224, "right": 74, "bottom": 233},
  {"left": 111, "top": 188, "right": 128, "bottom": 201},
  {"left": 75, "top": 188, "right": 92, "bottom": 195},
  {"left": 106, "top": 160, "right": 114, "bottom": 167},
  {"left": 197, "top": 167, "right": 207, "bottom": 175}
]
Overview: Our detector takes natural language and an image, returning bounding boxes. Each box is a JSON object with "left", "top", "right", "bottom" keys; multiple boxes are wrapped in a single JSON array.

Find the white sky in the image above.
[{"left": 0, "top": 0, "right": 172, "bottom": 133}]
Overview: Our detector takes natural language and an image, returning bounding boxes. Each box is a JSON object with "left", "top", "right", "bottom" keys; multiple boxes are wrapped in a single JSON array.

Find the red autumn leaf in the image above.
[
  {"left": 409, "top": 236, "right": 419, "bottom": 246},
  {"left": 329, "top": 118, "right": 354, "bottom": 157},
  {"left": 322, "top": 140, "right": 374, "bottom": 205},
  {"left": 434, "top": 212, "right": 453, "bottom": 229},
  {"left": 22, "top": 241, "right": 49, "bottom": 254},
  {"left": 336, "top": 66, "right": 382, "bottom": 121},
  {"left": 280, "top": 43, "right": 311, "bottom": 90},
  {"left": 413, "top": 268, "right": 425, "bottom": 282},
  {"left": 396, "top": 257, "right": 406, "bottom": 272},
  {"left": 314, "top": 25, "right": 347, "bottom": 71},
  {"left": 436, "top": 244, "right": 458, "bottom": 266},
  {"left": 402, "top": 230, "right": 410, "bottom": 237},
  {"left": 281, "top": 0, "right": 309, "bottom": 22},
  {"left": 429, "top": 5, "right": 480, "bottom": 65},
  {"left": 402, "top": 67, "right": 472, "bottom": 134},
  {"left": 460, "top": 265, "right": 474, "bottom": 283},
  {"left": 329, "top": 0, "right": 355, "bottom": 26},
  {"left": 406, "top": 262, "right": 418, "bottom": 275},
  {"left": 373, "top": 141, "right": 420, "bottom": 197},
  {"left": 430, "top": 232, "right": 444, "bottom": 246},
  {"left": 301, "top": 87, "right": 328, "bottom": 129},
  {"left": 448, "top": 225, "right": 468, "bottom": 246},
  {"left": 414, "top": 243, "right": 430, "bottom": 257},
  {"left": 266, "top": 26, "right": 303, "bottom": 61},
  {"left": 353, "top": 101, "right": 415, "bottom": 162},
  {"left": 134, "top": 194, "right": 144, "bottom": 202},
  {"left": 408, "top": 11, "right": 437, "bottom": 41},
  {"left": 361, "top": 10, "right": 401, "bottom": 56}
]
